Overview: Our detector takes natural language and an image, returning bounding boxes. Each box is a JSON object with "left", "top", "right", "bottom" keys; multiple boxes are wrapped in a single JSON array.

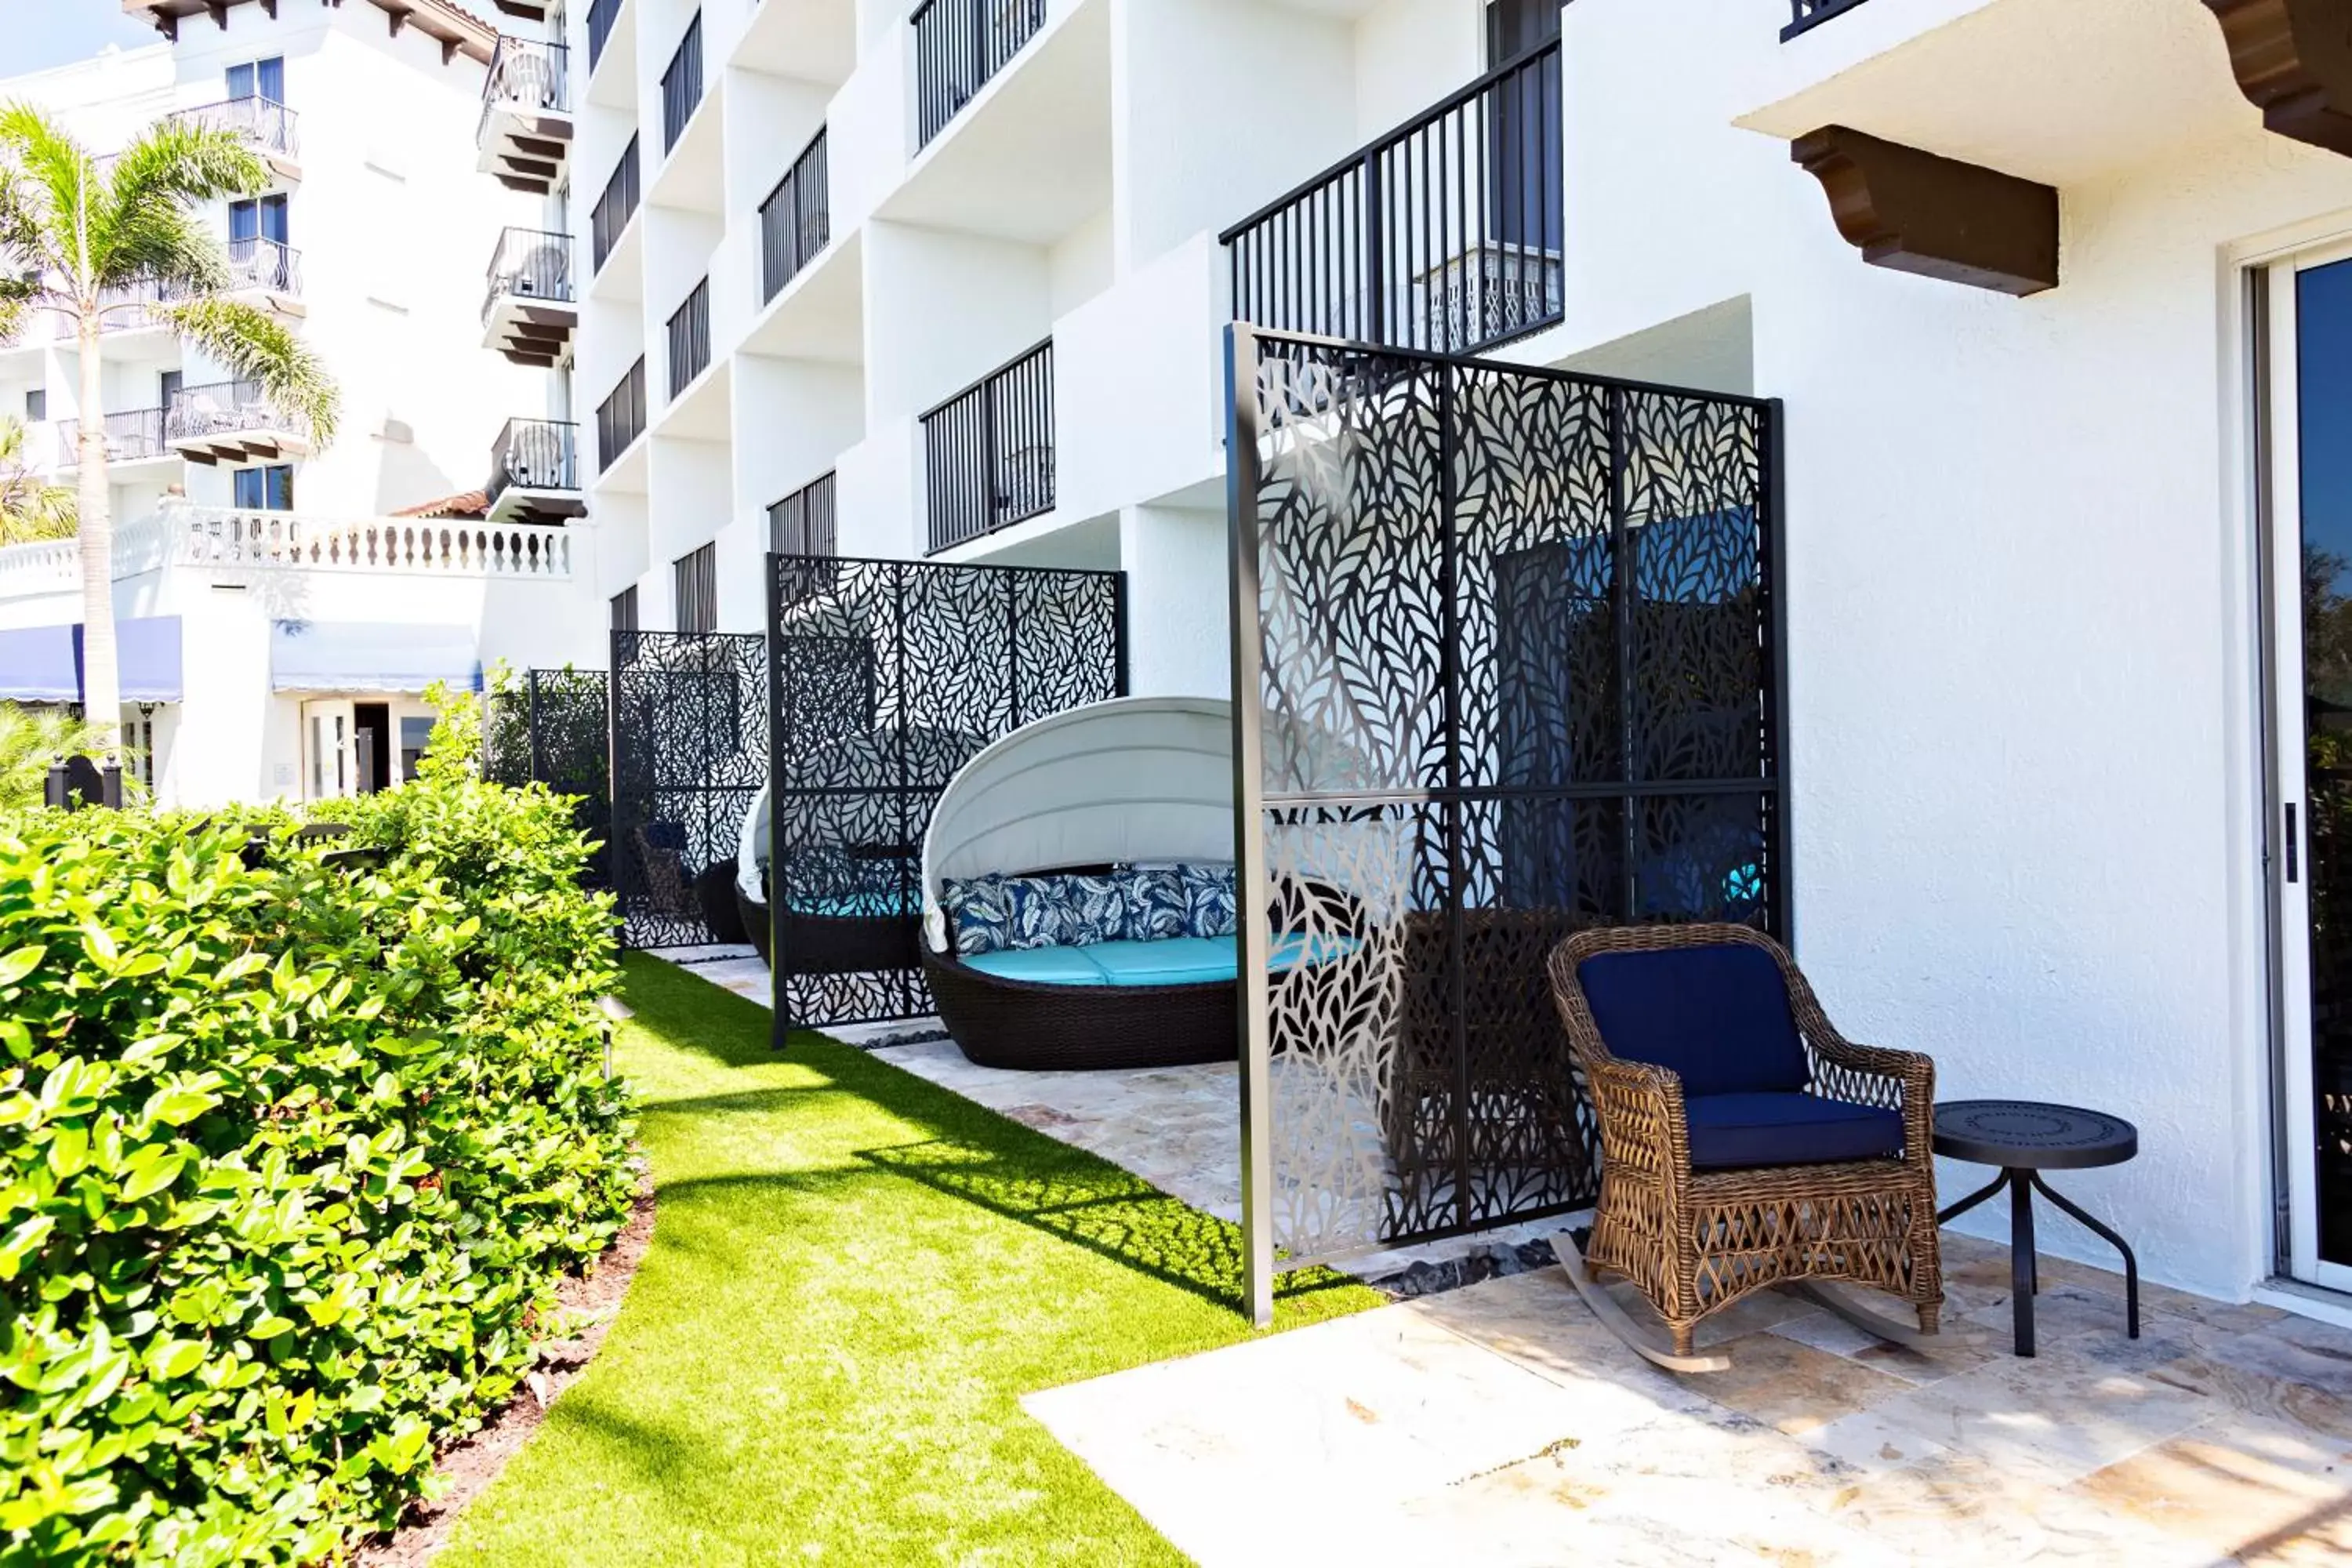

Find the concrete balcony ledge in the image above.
[
  {"left": 880, "top": 0, "right": 1110, "bottom": 247},
  {"left": 1733, "top": 0, "right": 2263, "bottom": 188}
]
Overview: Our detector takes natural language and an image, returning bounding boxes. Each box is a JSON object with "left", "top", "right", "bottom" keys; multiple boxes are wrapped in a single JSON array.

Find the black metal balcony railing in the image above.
[
  {"left": 94, "top": 275, "right": 194, "bottom": 332},
  {"left": 662, "top": 13, "right": 703, "bottom": 154},
  {"left": 592, "top": 135, "right": 641, "bottom": 272},
  {"left": 923, "top": 340, "right": 1053, "bottom": 554},
  {"left": 226, "top": 236, "right": 302, "bottom": 296},
  {"left": 1784, "top": 0, "right": 1874, "bottom": 39},
  {"left": 597, "top": 358, "right": 647, "bottom": 468},
  {"left": 667, "top": 278, "right": 710, "bottom": 395},
  {"left": 488, "top": 418, "right": 580, "bottom": 505},
  {"left": 481, "top": 37, "right": 569, "bottom": 132},
  {"left": 1221, "top": 39, "right": 1562, "bottom": 356},
  {"left": 588, "top": 0, "right": 622, "bottom": 71},
  {"left": 484, "top": 227, "right": 574, "bottom": 321},
  {"left": 56, "top": 408, "right": 167, "bottom": 465},
  {"left": 760, "top": 128, "right": 829, "bottom": 304},
  {"left": 165, "top": 380, "right": 292, "bottom": 443},
  {"left": 769, "top": 471, "right": 837, "bottom": 557},
  {"left": 171, "top": 95, "right": 299, "bottom": 160},
  {"left": 912, "top": 0, "right": 1044, "bottom": 149}
]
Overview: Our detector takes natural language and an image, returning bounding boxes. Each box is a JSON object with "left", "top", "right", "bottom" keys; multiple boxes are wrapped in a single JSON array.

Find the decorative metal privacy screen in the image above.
[
  {"left": 484, "top": 666, "right": 613, "bottom": 890},
  {"left": 611, "top": 630, "right": 770, "bottom": 949},
  {"left": 1228, "top": 327, "right": 1785, "bottom": 1313},
  {"left": 766, "top": 554, "right": 1125, "bottom": 1036}
]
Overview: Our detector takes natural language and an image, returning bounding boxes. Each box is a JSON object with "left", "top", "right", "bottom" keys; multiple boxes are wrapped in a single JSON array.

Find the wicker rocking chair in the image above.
[{"left": 1544, "top": 924, "right": 1943, "bottom": 1373}]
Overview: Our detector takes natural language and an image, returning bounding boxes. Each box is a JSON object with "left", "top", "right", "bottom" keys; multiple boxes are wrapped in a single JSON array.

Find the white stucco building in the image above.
[
  {"left": 0, "top": 0, "right": 601, "bottom": 803},
  {"left": 551, "top": 0, "right": 2352, "bottom": 1317}
]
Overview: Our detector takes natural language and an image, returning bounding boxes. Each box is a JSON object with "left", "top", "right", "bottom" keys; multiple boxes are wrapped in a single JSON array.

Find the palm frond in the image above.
[
  {"left": 0, "top": 702, "right": 133, "bottom": 810},
  {"left": 0, "top": 416, "right": 75, "bottom": 544},
  {"left": 162, "top": 296, "right": 339, "bottom": 447},
  {"left": 0, "top": 103, "right": 98, "bottom": 281},
  {"left": 100, "top": 120, "right": 263, "bottom": 289},
  {"left": 102, "top": 199, "right": 229, "bottom": 299}
]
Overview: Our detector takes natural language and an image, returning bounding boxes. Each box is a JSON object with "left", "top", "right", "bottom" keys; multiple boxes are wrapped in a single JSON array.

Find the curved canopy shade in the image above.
[{"left": 920, "top": 696, "right": 1235, "bottom": 949}]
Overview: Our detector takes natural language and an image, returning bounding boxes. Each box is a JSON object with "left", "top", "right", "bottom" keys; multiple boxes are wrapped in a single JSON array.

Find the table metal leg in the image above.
[
  {"left": 1938, "top": 1169, "right": 2011, "bottom": 1225},
  {"left": 2031, "top": 1172, "right": 2140, "bottom": 1339},
  {"left": 2010, "top": 1169, "right": 2036, "bottom": 1357}
]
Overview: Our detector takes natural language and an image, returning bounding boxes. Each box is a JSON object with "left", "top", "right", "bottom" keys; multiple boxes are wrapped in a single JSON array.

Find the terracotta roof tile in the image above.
[{"left": 393, "top": 489, "right": 489, "bottom": 519}]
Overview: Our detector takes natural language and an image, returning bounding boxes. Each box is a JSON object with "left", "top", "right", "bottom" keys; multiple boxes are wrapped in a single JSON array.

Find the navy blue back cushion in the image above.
[{"left": 1576, "top": 942, "right": 1809, "bottom": 1096}]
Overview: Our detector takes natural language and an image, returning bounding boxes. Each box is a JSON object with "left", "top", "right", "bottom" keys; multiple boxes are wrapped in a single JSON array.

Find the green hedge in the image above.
[{"left": 0, "top": 696, "right": 633, "bottom": 1566}]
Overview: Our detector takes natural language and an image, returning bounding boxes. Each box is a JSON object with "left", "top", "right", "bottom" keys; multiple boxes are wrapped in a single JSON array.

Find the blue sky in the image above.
[{"left": 16, "top": 2, "right": 160, "bottom": 74}]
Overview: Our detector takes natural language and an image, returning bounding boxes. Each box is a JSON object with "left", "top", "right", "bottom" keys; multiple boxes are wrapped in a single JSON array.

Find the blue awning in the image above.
[
  {"left": 0, "top": 616, "right": 184, "bottom": 704},
  {"left": 270, "top": 621, "right": 482, "bottom": 695}
]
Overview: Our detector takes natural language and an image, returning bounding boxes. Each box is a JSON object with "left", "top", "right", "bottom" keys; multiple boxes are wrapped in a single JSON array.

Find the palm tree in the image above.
[
  {"left": 0, "top": 415, "right": 74, "bottom": 544},
  {"left": 0, "top": 104, "right": 337, "bottom": 760}
]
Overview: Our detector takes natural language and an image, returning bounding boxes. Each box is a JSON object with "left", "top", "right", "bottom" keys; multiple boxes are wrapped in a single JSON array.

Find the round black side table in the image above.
[{"left": 1933, "top": 1099, "right": 2140, "bottom": 1358}]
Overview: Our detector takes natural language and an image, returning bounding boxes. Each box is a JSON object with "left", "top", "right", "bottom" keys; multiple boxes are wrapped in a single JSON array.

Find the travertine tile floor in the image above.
[
  {"left": 659, "top": 953, "right": 2352, "bottom": 1562},
  {"left": 1027, "top": 1236, "right": 2352, "bottom": 1566}
]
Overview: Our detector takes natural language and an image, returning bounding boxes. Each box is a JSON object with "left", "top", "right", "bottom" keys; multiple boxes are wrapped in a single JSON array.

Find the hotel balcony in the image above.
[
  {"left": 924, "top": 339, "right": 1054, "bottom": 555},
  {"left": 1221, "top": 38, "right": 1563, "bottom": 356},
  {"left": 482, "top": 227, "right": 577, "bottom": 365},
  {"left": 55, "top": 408, "right": 173, "bottom": 473},
  {"left": 478, "top": 36, "right": 572, "bottom": 194},
  {"left": 485, "top": 417, "right": 586, "bottom": 525},
  {"left": 166, "top": 95, "right": 300, "bottom": 181},
  {"left": 223, "top": 237, "right": 303, "bottom": 312},
  {"left": 164, "top": 379, "right": 312, "bottom": 465},
  {"left": 93, "top": 276, "right": 193, "bottom": 336}
]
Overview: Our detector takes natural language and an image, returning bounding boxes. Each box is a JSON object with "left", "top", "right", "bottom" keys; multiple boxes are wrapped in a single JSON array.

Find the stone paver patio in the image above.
[
  {"left": 1027, "top": 1233, "right": 2352, "bottom": 1565},
  {"left": 666, "top": 950, "right": 2352, "bottom": 1561}
]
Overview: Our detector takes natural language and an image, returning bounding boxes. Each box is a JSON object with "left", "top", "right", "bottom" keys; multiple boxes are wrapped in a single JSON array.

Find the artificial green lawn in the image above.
[{"left": 437, "top": 954, "right": 1380, "bottom": 1566}]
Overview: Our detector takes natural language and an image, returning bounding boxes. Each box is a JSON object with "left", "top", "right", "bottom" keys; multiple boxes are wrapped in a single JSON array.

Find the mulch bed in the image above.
[{"left": 356, "top": 1163, "right": 657, "bottom": 1568}]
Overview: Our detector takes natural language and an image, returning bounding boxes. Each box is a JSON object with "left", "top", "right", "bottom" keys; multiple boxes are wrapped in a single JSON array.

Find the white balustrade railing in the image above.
[
  {"left": 0, "top": 506, "right": 575, "bottom": 598},
  {"left": 169, "top": 507, "right": 574, "bottom": 577}
]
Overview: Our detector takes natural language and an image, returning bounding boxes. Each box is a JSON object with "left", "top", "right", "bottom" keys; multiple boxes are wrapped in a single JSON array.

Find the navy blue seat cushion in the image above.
[
  {"left": 1576, "top": 943, "right": 1809, "bottom": 1096},
  {"left": 1683, "top": 1092, "right": 1904, "bottom": 1171}
]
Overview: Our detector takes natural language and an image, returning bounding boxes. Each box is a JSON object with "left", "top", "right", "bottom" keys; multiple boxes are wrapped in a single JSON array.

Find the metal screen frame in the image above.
[
  {"left": 1229, "top": 325, "right": 1788, "bottom": 1322},
  {"left": 766, "top": 552, "right": 1127, "bottom": 1042},
  {"left": 485, "top": 666, "right": 612, "bottom": 891},
  {"left": 611, "top": 630, "right": 770, "bottom": 949}
]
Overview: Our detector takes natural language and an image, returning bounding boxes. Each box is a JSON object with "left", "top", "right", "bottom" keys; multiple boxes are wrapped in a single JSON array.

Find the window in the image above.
[
  {"left": 24, "top": 389, "right": 43, "bottom": 422},
  {"left": 611, "top": 585, "right": 638, "bottom": 631},
  {"left": 1484, "top": 0, "right": 1560, "bottom": 64},
  {"left": 397, "top": 715, "right": 435, "bottom": 782},
  {"left": 673, "top": 544, "right": 716, "bottom": 633},
  {"left": 227, "top": 56, "right": 285, "bottom": 103},
  {"left": 233, "top": 464, "right": 293, "bottom": 510},
  {"left": 159, "top": 369, "right": 181, "bottom": 408},
  {"left": 230, "top": 193, "right": 290, "bottom": 245}
]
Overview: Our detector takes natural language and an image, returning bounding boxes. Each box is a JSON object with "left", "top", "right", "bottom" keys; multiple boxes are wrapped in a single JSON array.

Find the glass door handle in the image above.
[{"left": 2288, "top": 802, "right": 2300, "bottom": 884}]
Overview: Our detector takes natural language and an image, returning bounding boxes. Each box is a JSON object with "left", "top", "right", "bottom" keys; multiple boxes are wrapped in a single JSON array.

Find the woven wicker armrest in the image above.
[
  {"left": 1584, "top": 1055, "right": 1691, "bottom": 1185},
  {"left": 1803, "top": 1034, "right": 1935, "bottom": 1155}
]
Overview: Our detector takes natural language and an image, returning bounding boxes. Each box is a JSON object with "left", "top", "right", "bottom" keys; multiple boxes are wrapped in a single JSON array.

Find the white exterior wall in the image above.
[{"left": 568, "top": 0, "right": 2352, "bottom": 1305}]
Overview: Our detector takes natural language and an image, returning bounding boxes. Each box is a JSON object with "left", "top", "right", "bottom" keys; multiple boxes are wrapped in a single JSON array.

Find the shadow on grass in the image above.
[{"left": 858, "top": 1136, "right": 1358, "bottom": 1317}]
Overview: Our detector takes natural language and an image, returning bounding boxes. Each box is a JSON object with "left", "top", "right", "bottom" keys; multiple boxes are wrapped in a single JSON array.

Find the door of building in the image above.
[
  {"left": 2266, "top": 240, "right": 2352, "bottom": 1292},
  {"left": 303, "top": 699, "right": 357, "bottom": 801}
]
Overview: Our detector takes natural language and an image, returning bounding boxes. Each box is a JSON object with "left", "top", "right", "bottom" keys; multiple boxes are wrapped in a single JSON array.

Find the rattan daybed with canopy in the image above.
[
  {"left": 919, "top": 695, "right": 1352, "bottom": 1071},
  {"left": 735, "top": 724, "right": 982, "bottom": 973}
]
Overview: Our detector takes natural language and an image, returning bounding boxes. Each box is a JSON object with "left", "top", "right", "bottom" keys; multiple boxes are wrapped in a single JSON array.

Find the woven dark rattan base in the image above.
[{"left": 921, "top": 948, "right": 1237, "bottom": 1071}]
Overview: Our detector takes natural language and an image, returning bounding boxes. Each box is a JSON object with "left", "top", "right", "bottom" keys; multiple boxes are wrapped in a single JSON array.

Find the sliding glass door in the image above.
[{"left": 2268, "top": 241, "right": 2352, "bottom": 1290}]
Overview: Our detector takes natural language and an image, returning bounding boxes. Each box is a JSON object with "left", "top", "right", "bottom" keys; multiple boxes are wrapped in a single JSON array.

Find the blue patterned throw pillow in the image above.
[
  {"left": 1180, "top": 863, "right": 1238, "bottom": 939},
  {"left": 1118, "top": 866, "right": 1189, "bottom": 942},
  {"left": 944, "top": 874, "right": 1013, "bottom": 956}
]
